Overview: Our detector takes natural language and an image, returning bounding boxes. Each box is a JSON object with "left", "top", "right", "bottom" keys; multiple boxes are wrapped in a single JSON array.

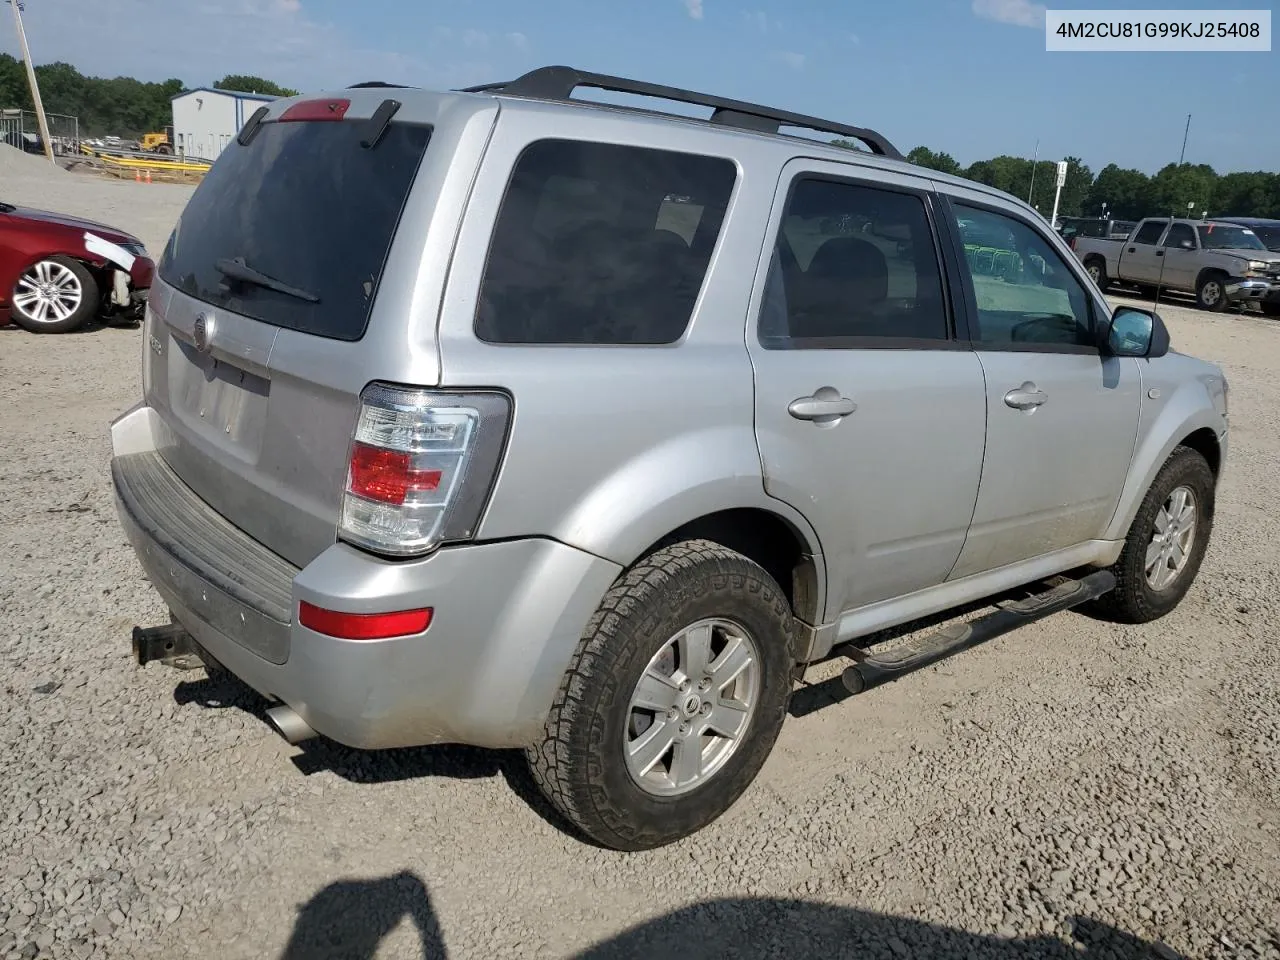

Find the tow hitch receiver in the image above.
[
  {"left": 841, "top": 570, "right": 1116, "bottom": 696},
  {"left": 132, "top": 623, "right": 203, "bottom": 670}
]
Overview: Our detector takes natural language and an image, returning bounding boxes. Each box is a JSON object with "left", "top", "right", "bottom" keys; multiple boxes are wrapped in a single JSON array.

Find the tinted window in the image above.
[
  {"left": 1165, "top": 223, "right": 1196, "bottom": 248},
  {"left": 952, "top": 204, "right": 1094, "bottom": 348},
  {"left": 1133, "top": 220, "right": 1168, "bottom": 245},
  {"left": 475, "top": 140, "right": 736, "bottom": 345},
  {"left": 1252, "top": 225, "right": 1280, "bottom": 251},
  {"left": 758, "top": 178, "right": 948, "bottom": 347},
  {"left": 158, "top": 119, "right": 431, "bottom": 342}
]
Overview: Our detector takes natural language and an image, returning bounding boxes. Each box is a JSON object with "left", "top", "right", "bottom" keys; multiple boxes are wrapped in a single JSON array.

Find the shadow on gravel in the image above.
[
  {"left": 172, "top": 671, "right": 586, "bottom": 841},
  {"left": 280, "top": 883, "right": 1186, "bottom": 960},
  {"left": 279, "top": 871, "right": 446, "bottom": 960}
]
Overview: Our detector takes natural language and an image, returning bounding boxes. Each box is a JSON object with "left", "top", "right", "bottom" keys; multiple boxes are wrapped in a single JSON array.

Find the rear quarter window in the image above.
[
  {"left": 158, "top": 118, "right": 431, "bottom": 341},
  {"left": 474, "top": 139, "right": 737, "bottom": 345}
]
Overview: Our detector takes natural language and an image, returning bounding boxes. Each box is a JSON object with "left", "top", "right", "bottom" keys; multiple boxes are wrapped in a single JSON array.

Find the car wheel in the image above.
[
  {"left": 1195, "top": 273, "right": 1229, "bottom": 313},
  {"left": 1091, "top": 446, "right": 1215, "bottom": 624},
  {"left": 1085, "top": 258, "right": 1109, "bottom": 290},
  {"left": 10, "top": 255, "right": 98, "bottom": 333},
  {"left": 527, "top": 539, "right": 795, "bottom": 851}
]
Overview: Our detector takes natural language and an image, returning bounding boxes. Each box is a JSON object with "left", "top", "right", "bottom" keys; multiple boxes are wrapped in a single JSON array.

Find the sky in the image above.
[{"left": 5, "top": 0, "right": 1278, "bottom": 175}]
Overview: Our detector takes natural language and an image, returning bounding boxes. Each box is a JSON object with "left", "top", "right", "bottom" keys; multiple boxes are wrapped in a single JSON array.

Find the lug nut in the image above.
[
  {"left": 680, "top": 679, "right": 692, "bottom": 693},
  {"left": 698, "top": 678, "right": 711, "bottom": 691},
  {"left": 679, "top": 722, "right": 690, "bottom": 735},
  {"left": 701, "top": 701, "right": 713, "bottom": 716},
  {"left": 666, "top": 708, "right": 679, "bottom": 721}
]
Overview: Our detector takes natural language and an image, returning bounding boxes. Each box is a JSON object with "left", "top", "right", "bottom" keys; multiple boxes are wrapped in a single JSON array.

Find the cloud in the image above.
[
  {"left": 972, "top": 0, "right": 1046, "bottom": 28},
  {"left": 744, "top": 10, "right": 769, "bottom": 33},
  {"left": 683, "top": 0, "right": 704, "bottom": 21},
  {"left": 505, "top": 31, "right": 529, "bottom": 50},
  {"left": 275, "top": 0, "right": 301, "bottom": 11},
  {"left": 771, "top": 50, "right": 806, "bottom": 70},
  {"left": 847, "top": 32, "right": 861, "bottom": 46}
]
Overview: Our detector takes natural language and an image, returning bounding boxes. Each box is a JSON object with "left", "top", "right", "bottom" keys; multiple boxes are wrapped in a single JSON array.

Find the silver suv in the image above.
[{"left": 111, "top": 67, "right": 1229, "bottom": 851}]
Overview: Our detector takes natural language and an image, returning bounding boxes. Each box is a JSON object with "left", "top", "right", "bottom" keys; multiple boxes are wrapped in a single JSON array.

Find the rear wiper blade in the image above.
[{"left": 214, "top": 257, "right": 319, "bottom": 303}]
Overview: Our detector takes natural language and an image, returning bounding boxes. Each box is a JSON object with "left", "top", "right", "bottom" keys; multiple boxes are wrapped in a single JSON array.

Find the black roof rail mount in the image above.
[
  {"left": 458, "top": 65, "right": 902, "bottom": 160},
  {"left": 349, "top": 81, "right": 414, "bottom": 89}
]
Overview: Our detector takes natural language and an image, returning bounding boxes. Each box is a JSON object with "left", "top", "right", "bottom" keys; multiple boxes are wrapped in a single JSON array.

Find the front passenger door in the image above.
[{"left": 941, "top": 193, "right": 1142, "bottom": 579}]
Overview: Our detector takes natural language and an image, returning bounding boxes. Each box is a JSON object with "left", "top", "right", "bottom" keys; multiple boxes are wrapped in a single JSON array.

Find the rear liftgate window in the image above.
[
  {"left": 158, "top": 111, "right": 431, "bottom": 341},
  {"left": 475, "top": 139, "right": 737, "bottom": 345}
]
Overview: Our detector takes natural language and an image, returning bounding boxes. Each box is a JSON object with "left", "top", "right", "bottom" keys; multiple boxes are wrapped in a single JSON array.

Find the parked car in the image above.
[
  {"left": 111, "top": 66, "right": 1229, "bottom": 851},
  {"left": 1213, "top": 217, "right": 1280, "bottom": 253},
  {"left": 1074, "top": 217, "right": 1280, "bottom": 314},
  {"left": 1, "top": 202, "right": 154, "bottom": 332},
  {"left": 1055, "top": 216, "right": 1137, "bottom": 248}
]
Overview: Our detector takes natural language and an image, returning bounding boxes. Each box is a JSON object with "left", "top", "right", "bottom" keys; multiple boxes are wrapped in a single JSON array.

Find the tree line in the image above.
[
  {"left": 836, "top": 142, "right": 1280, "bottom": 221},
  {"left": 3, "top": 54, "right": 1277, "bottom": 220},
  {"left": 0, "top": 55, "right": 297, "bottom": 138}
]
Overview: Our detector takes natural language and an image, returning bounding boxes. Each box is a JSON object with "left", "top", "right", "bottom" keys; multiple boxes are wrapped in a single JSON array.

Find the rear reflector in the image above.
[
  {"left": 279, "top": 98, "right": 351, "bottom": 123},
  {"left": 298, "top": 601, "right": 432, "bottom": 640}
]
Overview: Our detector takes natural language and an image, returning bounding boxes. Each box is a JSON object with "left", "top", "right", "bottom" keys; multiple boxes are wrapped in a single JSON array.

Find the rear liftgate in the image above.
[{"left": 791, "top": 570, "right": 1116, "bottom": 716}]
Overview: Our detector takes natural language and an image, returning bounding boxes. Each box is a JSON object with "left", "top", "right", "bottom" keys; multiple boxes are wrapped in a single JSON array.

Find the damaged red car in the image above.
[{"left": 0, "top": 201, "right": 155, "bottom": 333}]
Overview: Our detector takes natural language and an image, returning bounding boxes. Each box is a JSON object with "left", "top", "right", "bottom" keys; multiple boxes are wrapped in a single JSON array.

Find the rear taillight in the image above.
[{"left": 339, "top": 383, "right": 511, "bottom": 557}]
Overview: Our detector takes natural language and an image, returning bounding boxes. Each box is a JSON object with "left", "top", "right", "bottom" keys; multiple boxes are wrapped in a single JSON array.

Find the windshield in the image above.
[{"left": 1197, "top": 224, "right": 1267, "bottom": 251}]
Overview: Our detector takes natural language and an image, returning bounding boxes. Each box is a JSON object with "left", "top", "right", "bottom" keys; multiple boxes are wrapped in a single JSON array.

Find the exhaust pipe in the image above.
[{"left": 265, "top": 704, "right": 318, "bottom": 744}]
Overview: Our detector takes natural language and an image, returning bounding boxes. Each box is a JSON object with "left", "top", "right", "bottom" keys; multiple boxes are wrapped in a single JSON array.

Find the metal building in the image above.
[{"left": 170, "top": 88, "right": 277, "bottom": 163}]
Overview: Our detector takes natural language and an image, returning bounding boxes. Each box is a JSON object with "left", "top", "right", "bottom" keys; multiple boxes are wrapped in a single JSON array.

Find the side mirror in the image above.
[{"left": 1103, "top": 306, "right": 1170, "bottom": 358}]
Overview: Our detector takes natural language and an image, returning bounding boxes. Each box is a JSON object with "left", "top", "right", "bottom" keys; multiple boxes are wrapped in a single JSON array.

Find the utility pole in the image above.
[
  {"left": 1027, "top": 138, "right": 1040, "bottom": 205},
  {"left": 6, "top": 0, "right": 55, "bottom": 165},
  {"left": 1178, "top": 114, "right": 1191, "bottom": 166}
]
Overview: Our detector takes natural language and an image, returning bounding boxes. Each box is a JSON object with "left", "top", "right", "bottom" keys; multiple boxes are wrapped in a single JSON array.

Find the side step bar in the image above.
[{"left": 841, "top": 570, "right": 1116, "bottom": 695}]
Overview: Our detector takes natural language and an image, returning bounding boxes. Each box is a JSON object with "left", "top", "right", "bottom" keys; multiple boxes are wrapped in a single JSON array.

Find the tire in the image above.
[
  {"left": 1261, "top": 302, "right": 1280, "bottom": 318},
  {"left": 1195, "top": 273, "right": 1229, "bottom": 313},
  {"left": 1084, "top": 258, "right": 1109, "bottom": 291},
  {"left": 10, "top": 255, "right": 98, "bottom": 333},
  {"left": 1092, "top": 447, "right": 1215, "bottom": 624},
  {"left": 527, "top": 539, "right": 796, "bottom": 851}
]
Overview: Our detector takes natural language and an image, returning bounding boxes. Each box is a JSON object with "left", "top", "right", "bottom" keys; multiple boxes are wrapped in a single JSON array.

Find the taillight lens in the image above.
[{"left": 340, "top": 383, "right": 511, "bottom": 557}]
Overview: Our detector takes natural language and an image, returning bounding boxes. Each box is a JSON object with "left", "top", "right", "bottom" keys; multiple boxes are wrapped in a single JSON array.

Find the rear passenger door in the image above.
[
  {"left": 939, "top": 192, "right": 1142, "bottom": 579},
  {"left": 748, "top": 159, "right": 987, "bottom": 617}
]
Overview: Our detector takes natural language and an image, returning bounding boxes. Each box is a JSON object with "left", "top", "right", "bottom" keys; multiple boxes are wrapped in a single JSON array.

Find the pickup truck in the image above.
[{"left": 1075, "top": 217, "right": 1280, "bottom": 315}]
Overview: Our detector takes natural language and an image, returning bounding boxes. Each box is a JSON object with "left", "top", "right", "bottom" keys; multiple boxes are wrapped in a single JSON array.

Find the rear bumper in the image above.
[{"left": 110, "top": 404, "right": 622, "bottom": 750}]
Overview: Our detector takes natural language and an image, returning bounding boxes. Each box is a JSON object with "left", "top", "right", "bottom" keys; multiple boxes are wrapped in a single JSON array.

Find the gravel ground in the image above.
[{"left": 1, "top": 159, "right": 1278, "bottom": 960}]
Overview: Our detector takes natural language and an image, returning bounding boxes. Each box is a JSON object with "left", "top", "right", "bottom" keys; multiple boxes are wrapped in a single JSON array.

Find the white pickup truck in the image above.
[{"left": 1074, "top": 217, "right": 1280, "bottom": 315}]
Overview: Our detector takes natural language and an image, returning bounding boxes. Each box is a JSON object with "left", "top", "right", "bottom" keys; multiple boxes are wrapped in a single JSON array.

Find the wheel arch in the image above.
[
  {"left": 638, "top": 506, "right": 826, "bottom": 646},
  {"left": 1104, "top": 399, "right": 1224, "bottom": 543}
]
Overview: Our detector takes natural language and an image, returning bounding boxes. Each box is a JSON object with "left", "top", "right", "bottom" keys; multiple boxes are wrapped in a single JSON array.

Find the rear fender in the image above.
[{"left": 552, "top": 426, "right": 828, "bottom": 619}]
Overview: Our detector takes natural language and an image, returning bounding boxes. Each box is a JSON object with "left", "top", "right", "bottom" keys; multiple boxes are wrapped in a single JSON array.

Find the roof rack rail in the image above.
[
  {"left": 348, "top": 81, "right": 413, "bottom": 89},
  {"left": 458, "top": 65, "right": 902, "bottom": 160}
]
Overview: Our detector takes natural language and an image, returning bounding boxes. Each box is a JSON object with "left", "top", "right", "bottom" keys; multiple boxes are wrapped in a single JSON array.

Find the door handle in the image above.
[
  {"left": 1004, "top": 383, "right": 1048, "bottom": 410},
  {"left": 1155, "top": 250, "right": 1164, "bottom": 257},
  {"left": 788, "top": 389, "right": 857, "bottom": 423},
  {"left": 1128, "top": 247, "right": 1136, "bottom": 253}
]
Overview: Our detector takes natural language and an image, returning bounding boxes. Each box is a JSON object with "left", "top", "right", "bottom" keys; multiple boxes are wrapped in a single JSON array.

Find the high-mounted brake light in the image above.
[
  {"left": 298, "top": 601, "right": 432, "bottom": 640},
  {"left": 339, "top": 383, "right": 512, "bottom": 558},
  {"left": 279, "top": 98, "right": 351, "bottom": 123}
]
